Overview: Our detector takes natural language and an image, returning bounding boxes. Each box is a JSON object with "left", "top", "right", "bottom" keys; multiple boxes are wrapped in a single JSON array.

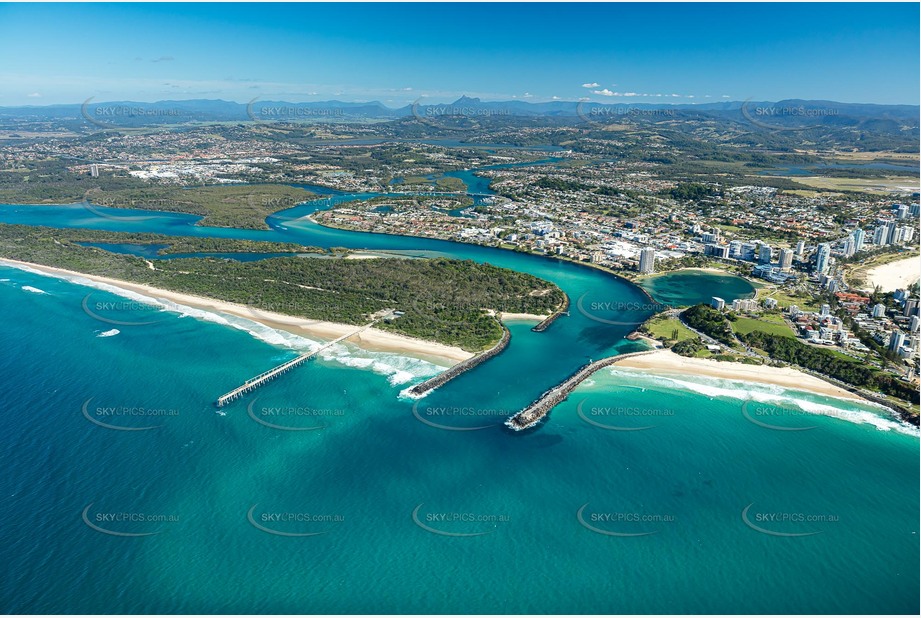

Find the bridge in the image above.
[
  {"left": 386, "top": 190, "right": 497, "bottom": 199},
  {"left": 215, "top": 316, "right": 387, "bottom": 407}
]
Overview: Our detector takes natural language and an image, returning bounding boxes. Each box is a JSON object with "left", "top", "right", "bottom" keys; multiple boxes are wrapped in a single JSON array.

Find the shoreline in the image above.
[
  {"left": 499, "top": 311, "right": 546, "bottom": 322},
  {"left": 309, "top": 215, "right": 661, "bottom": 303},
  {"left": 0, "top": 258, "right": 474, "bottom": 366},
  {"left": 639, "top": 266, "right": 762, "bottom": 291},
  {"left": 861, "top": 255, "right": 921, "bottom": 292},
  {"left": 612, "top": 349, "right": 866, "bottom": 402},
  {"left": 638, "top": 266, "right": 725, "bottom": 281}
]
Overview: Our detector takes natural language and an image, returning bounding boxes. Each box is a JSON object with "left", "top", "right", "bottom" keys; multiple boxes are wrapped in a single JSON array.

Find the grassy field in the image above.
[
  {"left": 788, "top": 175, "right": 919, "bottom": 195},
  {"left": 756, "top": 287, "right": 821, "bottom": 311},
  {"left": 823, "top": 150, "right": 920, "bottom": 164},
  {"left": 732, "top": 314, "right": 796, "bottom": 338},
  {"left": 644, "top": 316, "right": 697, "bottom": 342}
]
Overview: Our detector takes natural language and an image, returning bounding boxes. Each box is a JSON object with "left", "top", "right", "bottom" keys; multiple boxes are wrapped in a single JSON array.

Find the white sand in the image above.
[
  {"left": 614, "top": 349, "right": 863, "bottom": 402},
  {"left": 499, "top": 312, "right": 547, "bottom": 321},
  {"left": 863, "top": 255, "right": 921, "bottom": 292},
  {"left": 0, "top": 258, "right": 474, "bottom": 364}
]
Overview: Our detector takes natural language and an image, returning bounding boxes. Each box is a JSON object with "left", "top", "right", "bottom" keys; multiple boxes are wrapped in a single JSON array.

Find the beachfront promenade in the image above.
[
  {"left": 215, "top": 318, "right": 381, "bottom": 406},
  {"left": 505, "top": 349, "right": 656, "bottom": 431}
]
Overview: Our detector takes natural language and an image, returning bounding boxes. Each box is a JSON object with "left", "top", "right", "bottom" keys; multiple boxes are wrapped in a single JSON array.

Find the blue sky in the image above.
[{"left": 0, "top": 2, "right": 918, "bottom": 106}]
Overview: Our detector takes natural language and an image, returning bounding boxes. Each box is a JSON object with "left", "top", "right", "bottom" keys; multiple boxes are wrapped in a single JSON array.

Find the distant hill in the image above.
[{"left": 0, "top": 96, "right": 917, "bottom": 129}]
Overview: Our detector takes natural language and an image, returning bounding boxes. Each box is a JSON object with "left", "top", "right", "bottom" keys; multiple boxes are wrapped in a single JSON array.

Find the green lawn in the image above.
[
  {"left": 732, "top": 315, "right": 796, "bottom": 338},
  {"left": 645, "top": 317, "right": 697, "bottom": 342},
  {"left": 757, "top": 288, "right": 821, "bottom": 312}
]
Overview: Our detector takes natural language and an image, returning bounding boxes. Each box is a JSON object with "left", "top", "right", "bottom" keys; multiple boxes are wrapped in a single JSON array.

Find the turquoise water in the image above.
[
  {"left": 640, "top": 270, "right": 757, "bottom": 306},
  {"left": 1, "top": 268, "right": 917, "bottom": 614},
  {"left": 0, "top": 191, "right": 918, "bottom": 613}
]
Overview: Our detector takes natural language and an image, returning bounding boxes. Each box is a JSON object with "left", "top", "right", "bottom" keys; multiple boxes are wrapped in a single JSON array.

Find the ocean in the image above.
[{"left": 0, "top": 198, "right": 918, "bottom": 614}]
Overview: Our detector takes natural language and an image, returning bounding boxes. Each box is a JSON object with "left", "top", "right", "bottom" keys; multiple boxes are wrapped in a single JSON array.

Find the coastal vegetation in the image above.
[
  {"left": 682, "top": 304, "right": 737, "bottom": 347},
  {"left": 0, "top": 159, "right": 314, "bottom": 230},
  {"left": 83, "top": 184, "right": 315, "bottom": 229},
  {"left": 24, "top": 228, "right": 323, "bottom": 255},
  {"left": 676, "top": 303, "right": 916, "bottom": 404},
  {"left": 740, "top": 331, "right": 919, "bottom": 404},
  {"left": 0, "top": 224, "right": 564, "bottom": 351}
]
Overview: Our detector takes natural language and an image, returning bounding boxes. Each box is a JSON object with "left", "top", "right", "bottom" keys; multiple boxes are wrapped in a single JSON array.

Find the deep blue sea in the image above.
[{"left": 0, "top": 194, "right": 918, "bottom": 614}]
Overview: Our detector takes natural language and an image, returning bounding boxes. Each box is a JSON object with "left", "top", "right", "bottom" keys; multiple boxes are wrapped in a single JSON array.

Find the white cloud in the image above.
[
  {"left": 721, "top": 94, "right": 731, "bottom": 98},
  {"left": 26, "top": 92, "right": 41, "bottom": 98},
  {"left": 581, "top": 82, "right": 600, "bottom": 88},
  {"left": 551, "top": 95, "right": 561, "bottom": 100},
  {"left": 589, "top": 89, "right": 698, "bottom": 99},
  {"left": 522, "top": 92, "right": 533, "bottom": 98}
]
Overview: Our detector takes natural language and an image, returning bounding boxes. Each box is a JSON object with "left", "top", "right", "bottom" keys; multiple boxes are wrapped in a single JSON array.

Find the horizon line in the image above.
[{"left": 3, "top": 96, "right": 920, "bottom": 109}]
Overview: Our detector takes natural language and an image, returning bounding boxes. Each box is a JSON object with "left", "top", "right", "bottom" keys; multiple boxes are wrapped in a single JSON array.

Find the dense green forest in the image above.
[
  {"left": 12, "top": 227, "right": 323, "bottom": 255},
  {"left": 0, "top": 224, "right": 564, "bottom": 351},
  {"left": 682, "top": 304, "right": 737, "bottom": 346}
]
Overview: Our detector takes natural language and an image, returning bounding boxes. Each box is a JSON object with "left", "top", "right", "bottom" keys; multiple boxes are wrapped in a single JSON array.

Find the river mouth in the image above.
[{"left": 0, "top": 162, "right": 761, "bottom": 409}]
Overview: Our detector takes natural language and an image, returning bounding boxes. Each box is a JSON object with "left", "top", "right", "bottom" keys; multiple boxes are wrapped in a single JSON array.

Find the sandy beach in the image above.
[
  {"left": 0, "top": 258, "right": 473, "bottom": 365},
  {"left": 614, "top": 349, "right": 864, "bottom": 402},
  {"left": 863, "top": 255, "right": 921, "bottom": 292},
  {"left": 639, "top": 266, "right": 725, "bottom": 281},
  {"left": 499, "top": 311, "right": 547, "bottom": 321}
]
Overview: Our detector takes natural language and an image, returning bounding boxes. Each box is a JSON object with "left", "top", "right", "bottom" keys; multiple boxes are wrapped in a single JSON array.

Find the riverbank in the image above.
[
  {"left": 638, "top": 266, "right": 725, "bottom": 280},
  {"left": 0, "top": 258, "right": 474, "bottom": 366},
  {"left": 309, "top": 215, "right": 659, "bottom": 303},
  {"left": 613, "top": 349, "right": 865, "bottom": 402}
]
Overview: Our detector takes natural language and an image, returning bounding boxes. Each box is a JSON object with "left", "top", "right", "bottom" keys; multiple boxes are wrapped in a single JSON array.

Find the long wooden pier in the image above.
[
  {"left": 216, "top": 320, "right": 379, "bottom": 407},
  {"left": 505, "top": 350, "right": 656, "bottom": 431}
]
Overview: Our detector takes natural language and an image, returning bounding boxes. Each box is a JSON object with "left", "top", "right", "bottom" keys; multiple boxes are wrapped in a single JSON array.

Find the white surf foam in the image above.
[
  {"left": 2, "top": 261, "right": 445, "bottom": 389},
  {"left": 21, "top": 285, "right": 47, "bottom": 294},
  {"left": 604, "top": 367, "right": 918, "bottom": 437},
  {"left": 318, "top": 342, "right": 442, "bottom": 386}
]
